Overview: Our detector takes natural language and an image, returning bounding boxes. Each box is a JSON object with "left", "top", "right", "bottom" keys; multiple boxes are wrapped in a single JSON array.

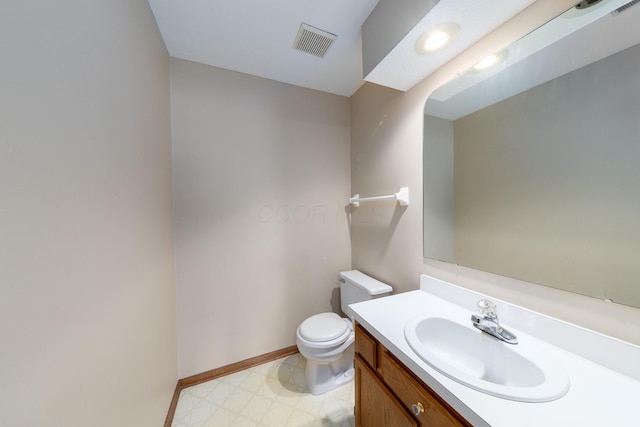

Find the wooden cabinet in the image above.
[
  {"left": 355, "top": 356, "right": 417, "bottom": 427},
  {"left": 354, "top": 323, "right": 471, "bottom": 427}
]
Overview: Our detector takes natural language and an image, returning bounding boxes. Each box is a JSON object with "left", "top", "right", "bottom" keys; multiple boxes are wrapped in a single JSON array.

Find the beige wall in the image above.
[
  {"left": 0, "top": 1, "right": 177, "bottom": 426},
  {"left": 350, "top": 0, "right": 640, "bottom": 345},
  {"left": 350, "top": 83, "right": 426, "bottom": 289},
  {"left": 170, "top": 59, "right": 351, "bottom": 377}
]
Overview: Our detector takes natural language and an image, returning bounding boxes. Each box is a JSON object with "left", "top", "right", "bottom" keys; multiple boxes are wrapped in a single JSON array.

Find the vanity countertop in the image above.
[{"left": 350, "top": 276, "right": 640, "bottom": 426}]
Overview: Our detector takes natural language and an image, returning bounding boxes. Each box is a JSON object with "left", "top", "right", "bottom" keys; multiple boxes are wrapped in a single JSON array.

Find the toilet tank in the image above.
[{"left": 339, "top": 270, "right": 393, "bottom": 319}]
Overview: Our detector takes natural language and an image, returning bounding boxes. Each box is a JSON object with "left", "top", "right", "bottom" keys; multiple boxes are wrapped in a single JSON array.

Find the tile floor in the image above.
[{"left": 171, "top": 354, "right": 355, "bottom": 427}]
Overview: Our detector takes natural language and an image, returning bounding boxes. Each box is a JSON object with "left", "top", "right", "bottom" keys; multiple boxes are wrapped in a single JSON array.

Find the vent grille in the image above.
[
  {"left": 612, "top": 0, "right": 640, "bottom": 15},
  {"left": 293, "top": 23, "right": 336, "bottom": 58}
]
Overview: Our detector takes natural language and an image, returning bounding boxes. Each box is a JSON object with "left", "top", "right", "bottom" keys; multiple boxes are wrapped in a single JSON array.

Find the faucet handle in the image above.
[{"left": 477, "top": 299, "right": 498, "bottom": 320}]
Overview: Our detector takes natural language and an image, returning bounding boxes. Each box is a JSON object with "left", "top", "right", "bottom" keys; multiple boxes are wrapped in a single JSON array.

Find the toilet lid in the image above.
[{"left": 298, "top": 313, "right": 348, "bottom": 342}]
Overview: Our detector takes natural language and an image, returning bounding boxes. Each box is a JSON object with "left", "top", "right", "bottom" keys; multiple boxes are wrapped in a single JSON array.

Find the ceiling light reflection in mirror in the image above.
[
  {"left": 472, "top": 50, "right": 509, "bottom": 71},
  {"left": 426, "top": 0, "right": 636, "bottom": 120}
]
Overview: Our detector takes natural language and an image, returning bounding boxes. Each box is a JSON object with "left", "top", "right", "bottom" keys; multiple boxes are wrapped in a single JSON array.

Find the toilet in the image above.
[{"left": 296, "top": 270, "right": 393, "bottom": 395}]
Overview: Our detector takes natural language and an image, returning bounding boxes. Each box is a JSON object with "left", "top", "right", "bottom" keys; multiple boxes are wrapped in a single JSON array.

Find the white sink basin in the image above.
[{"left": 405, "top": 316, "right": 569, "bottom": 402}]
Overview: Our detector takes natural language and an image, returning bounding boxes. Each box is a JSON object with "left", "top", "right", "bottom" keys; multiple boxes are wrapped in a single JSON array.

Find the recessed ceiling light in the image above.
[
  {"left": 415, "top": 23, "right": 460, "bottom": 55},
  {"left": 423, "top": 31, "right": 451, "bottom": 51}
]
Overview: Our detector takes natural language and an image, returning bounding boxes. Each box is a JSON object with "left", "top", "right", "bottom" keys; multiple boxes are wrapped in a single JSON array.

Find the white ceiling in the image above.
[
  {"left": 146, "top": 0, "right": 548, "bottom": 97},
  {"left": 147, "top": 0, "right": 380, "bottom": 96}
]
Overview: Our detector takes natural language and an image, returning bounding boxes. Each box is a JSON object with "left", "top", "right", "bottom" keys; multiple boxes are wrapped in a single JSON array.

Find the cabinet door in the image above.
[
  {"left": 355, "top": 323, "right": 377, "bottom": 369},
  {"left": 355, "top": 356, "right": 417, "bottom": 427},
  {"left": 380, "top": 350, "right": 468, "bottom": 427}
]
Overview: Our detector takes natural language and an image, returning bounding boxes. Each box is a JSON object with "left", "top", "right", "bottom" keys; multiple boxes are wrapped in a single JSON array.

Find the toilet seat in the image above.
[
  {"left": 297, "top": 313, "right": 352, "bottom": 349},
  {"left": 299, "top": 312, "right": 348, "bottom": 342}
]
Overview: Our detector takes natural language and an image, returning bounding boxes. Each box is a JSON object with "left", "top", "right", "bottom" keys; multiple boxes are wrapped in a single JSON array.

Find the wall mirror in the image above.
[{"left": 423, "top": 0, "right": 640, "bottom": 308}]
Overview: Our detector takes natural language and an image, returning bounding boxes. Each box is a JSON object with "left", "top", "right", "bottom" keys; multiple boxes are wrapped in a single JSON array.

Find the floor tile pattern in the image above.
[{"left": 171, "top": 354, "right": 355, "bottom": 427}]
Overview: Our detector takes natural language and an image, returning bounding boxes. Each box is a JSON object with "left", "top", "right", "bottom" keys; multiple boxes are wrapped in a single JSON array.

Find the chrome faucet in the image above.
[{"left": 471, "top": 299, "right": 518, "bottom": 344}]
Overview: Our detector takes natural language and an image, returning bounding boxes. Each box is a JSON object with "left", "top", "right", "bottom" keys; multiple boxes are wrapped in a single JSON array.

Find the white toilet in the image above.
[{"left": 296, "top": 270, "right": 392, "bottom": 395}]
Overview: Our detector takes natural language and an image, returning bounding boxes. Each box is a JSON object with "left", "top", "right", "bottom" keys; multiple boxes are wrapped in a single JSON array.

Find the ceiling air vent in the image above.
[
  {"left": 611, "top": 0, "right": 640, "bottom": 15},
  {"left": 293, "top": 23, "right": 336, "bottom": 58}
]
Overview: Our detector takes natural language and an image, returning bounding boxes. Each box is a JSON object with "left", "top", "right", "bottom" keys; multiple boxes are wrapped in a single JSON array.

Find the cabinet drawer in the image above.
[
  {"left": 354, "top": 323, "right": 377, "bottom": 369},
  {"left": 380, "top": 350, "right": 466, "bottom": 427}
]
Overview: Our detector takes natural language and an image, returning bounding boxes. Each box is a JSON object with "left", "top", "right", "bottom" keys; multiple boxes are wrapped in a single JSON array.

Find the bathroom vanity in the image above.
[
  {"left": 355, "top": 323, "right": 470, "bottom": 426},
  {"left": 351, "top": 275, "right": 640, "bottom": 426}
]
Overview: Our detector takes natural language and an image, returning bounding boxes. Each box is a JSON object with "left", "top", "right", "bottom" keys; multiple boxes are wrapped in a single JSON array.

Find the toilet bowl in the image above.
[
  {"left": 296, "top": 270, "right": 392, "bottom": 395},
  {"left": 296, "top": 313, "right": 355, "bottom": 395}
]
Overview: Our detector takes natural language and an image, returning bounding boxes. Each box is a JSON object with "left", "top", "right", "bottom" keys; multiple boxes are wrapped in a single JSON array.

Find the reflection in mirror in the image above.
[{"left": 423, "top": 0, "right": 640, "bottom": 308}]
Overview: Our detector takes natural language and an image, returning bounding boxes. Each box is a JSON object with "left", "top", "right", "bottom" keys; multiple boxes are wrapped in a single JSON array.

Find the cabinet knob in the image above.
[{"left": 411, "top": 402, "right": 424, "bottom": 416}]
